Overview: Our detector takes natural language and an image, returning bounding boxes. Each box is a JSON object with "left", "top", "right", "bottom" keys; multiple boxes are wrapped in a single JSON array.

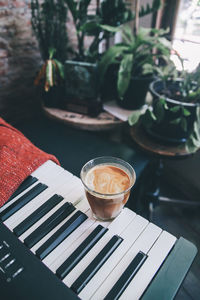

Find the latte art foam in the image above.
[{"left": 85, "top": 165, "right": 131, "bottom": 194}]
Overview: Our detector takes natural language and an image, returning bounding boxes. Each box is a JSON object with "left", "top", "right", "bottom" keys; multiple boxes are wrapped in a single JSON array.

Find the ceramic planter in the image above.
[
  {"left": 148, "top": 79, "right": 199, "bottom": 143},
  {"left": 42, "top": 85, "right": 65, "bottom": 108},
  {"left": 101, "top": 65, "right": 151, "bottom": 110},
  {"left": 63, "top": 60, "right": 101, "bottom": 116},
  {"left": 117, "top": 76, "right": 152, "bottom": 110}
]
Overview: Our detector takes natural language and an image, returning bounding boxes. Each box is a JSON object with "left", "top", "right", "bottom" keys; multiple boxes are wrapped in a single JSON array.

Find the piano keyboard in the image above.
[{"left": 0, "top": 161, "right": 197, "bottom": 300}]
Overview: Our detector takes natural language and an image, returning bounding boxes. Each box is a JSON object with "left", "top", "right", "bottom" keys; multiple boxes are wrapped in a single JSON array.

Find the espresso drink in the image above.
[{"left": 85, "top": 165, "right": 132, "bottom": 220}]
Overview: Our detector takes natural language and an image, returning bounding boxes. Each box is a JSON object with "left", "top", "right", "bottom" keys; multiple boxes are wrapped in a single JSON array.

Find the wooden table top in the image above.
[
  {"left": 43, "top": 106, "right": 123, "bottom": 131},
  {"left": 130, "top": 123, "right": 193, "bottom": 159}
]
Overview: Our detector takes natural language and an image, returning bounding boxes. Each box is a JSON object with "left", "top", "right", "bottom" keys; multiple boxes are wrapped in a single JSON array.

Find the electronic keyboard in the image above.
[{"left": 0, "top": 161, "right": 197, "bottom": 300}]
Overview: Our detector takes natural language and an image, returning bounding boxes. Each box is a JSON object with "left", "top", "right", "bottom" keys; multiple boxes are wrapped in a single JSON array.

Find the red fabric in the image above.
[{"left": 0, "top": 117, "right": 60, "bottom": 207}]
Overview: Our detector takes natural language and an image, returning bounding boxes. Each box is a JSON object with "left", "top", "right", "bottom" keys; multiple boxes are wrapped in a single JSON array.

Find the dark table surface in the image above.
[
  {"left": 15, "top": 116, "right": 149, "bottom": 212},
  {"left": 16, "top": 117, "right": 149, "bottom": 181}
]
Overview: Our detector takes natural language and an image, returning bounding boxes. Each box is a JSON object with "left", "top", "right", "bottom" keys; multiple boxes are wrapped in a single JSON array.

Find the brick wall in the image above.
[
  {"left": 0, "top": 0, "right": 43, "bottom": 124},
  {"left": 0, "top": 0, "right": 98, "bottom": 124}
]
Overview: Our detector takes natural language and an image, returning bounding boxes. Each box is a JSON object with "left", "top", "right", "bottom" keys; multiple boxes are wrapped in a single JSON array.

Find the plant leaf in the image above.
[
  {"left": 48, "top": 48, "right": 56, "bottom": 60},
  {"left": 142, "top": 63, "right": 154, "bottom": 75},
  {"left": 80, "top": 21, "right": 100, "bottom": 34},
  {"left": 64, "top": 0, "right": 78, "bottom": 21},
  {"left": 128, "top": 110, "right": 142, "bottom": 126},
  {"left": 159, "top": 97, "right": 168, "bottom": 109},
  {"left": 191, "top": 134, "right": 200, "bottom": 147},
  {"left": 117, "top": 53, "right": 133, "bottom": 99},
  {"left": 194, "top": 121, "right": 200, "bottom": 140},
  {"left": 170, "top": 117, "right": 181, "bottom": 124},
  {"left": 99, "top": 44, "right": 127, "bottom": 86},
  {"left": 185, "top": 138, "right": 198, "bottom": 153},
  {"left": 180, "top": 117, "right": 187, "bottom": 131},
  {"left": 170, "top": 105, "right": 180, "bottom": 113},
  {"left": 154, "top": 99, "right": 165, "bottom": 123},
  {"left": 100, "top": 24, "right": 120, "bottom": 33},
  {"left": 142, "top": 108, "right": 154, "bottom": 127},
  {"left": 139, "top": 0, "right": 162, "bottom": 17},
  {"left": 185, "top": 106, "right": 200, "bottom": 153},
  {"left": 149, "top": 109, "right": 157, "bottom": 121},
  {"left": 182, "top": 107, "right": 191, "bottom": 116},
  {"left": 122, "top": 25, "right": 134, "bottom": 44},
  {"left": 54, "top": 59, "right": 65, "bottom": 79},
  {"left": 46, "top": 60, "right": 53, "bottom": 90}
]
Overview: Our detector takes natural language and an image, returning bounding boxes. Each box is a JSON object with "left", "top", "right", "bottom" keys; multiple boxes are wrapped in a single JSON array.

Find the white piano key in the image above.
[
  {"left": 62, "top": 208, "right": 136, "bottom": 287},
  {"left": 19, "top": 187, "right": 85, "bottom": 242},
  {"left": 31, "top": 160, "right": 64, "bottom": 179},
  {"left": 4, "top": 171, "right": 76, "bottom": 229},
  {"left": 48, "top": 215, "right": 111, "bottom": 273},
  {"left": 42, "top": 209, "right": 95, "bottom": 267},
  {"left": 30, "top": 201, "right": 89, "bottom": 254},
  {"left": 119, "top": 231, "right": 176, "bottom": 300},
  {"left": 79, "top": 214, "right": 149, "bottom": 300},
  {"left": 0, "top": 161, "right": 65, "bottom": 214},
  {"left": 61, "top": 177, "right": 84, "bottom": 201},
  {"left": 91, "top": 224, "right": 172, "bottom": 300}
]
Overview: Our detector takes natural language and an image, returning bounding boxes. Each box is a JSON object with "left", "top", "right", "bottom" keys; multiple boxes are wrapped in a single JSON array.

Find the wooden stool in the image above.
[{"left": 130, "top": 123, "right": 200, "bottom": 220}]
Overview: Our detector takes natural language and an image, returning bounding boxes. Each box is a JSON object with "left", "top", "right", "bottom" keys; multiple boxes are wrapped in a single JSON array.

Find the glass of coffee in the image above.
[{"left": 80, "top": 156, "right": 136, "bottom": 221}]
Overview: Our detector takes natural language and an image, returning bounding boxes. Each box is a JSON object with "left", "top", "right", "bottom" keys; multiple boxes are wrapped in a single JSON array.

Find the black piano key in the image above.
[
  {"left": 0, "top": 183, "right": 48, "bottom": 222},
  {"left": 71, "top": 235, "right": 123, "bottom": 294},
  {"left": 9, "top": 176, "right": 38, "bottom": 201},
  {"left": 13, "top": 194, "right": 64, "bottom": 237},
  {"left": 36, "top": 210, "right": 88, "bottom": 260},
  {"left": 104, "top": 251, "right": 147, "bottom": 300},
  {"left": 56, "top": 225, "right": 108, "bottom": 279},
  {"left": 24, "top": 202, "right": 75, "bottom": 248}
]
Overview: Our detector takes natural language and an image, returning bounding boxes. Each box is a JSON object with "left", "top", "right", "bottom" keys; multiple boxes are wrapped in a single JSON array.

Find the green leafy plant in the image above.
[
  {"left": 31, "top": 0, "right": 68, "bottom": 97},
  {"left": 99, "top": 26, "right": 171, "bottom": 99},
  {"left": 31, "top": 0, "right": 68, "bottom": 63},
  {"left": 139, "top": 0, "right": 162, "bottom": 17},
  {"left": 179, "top": 66, "right": 200, "bottom": 103},
  {"left": 128, "top": 64, "right": 200, "bottom": 153},
  {"left": 64, "top": 0, "right": 133, "bottom": 61},
  {"left": 154, "top": 59, "right": 200, "bottom": 103}
]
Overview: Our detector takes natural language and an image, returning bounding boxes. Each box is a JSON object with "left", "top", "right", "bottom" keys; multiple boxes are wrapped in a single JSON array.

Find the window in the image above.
[{"left": 172, "top": 0, "right": 200, "bottom": 71}]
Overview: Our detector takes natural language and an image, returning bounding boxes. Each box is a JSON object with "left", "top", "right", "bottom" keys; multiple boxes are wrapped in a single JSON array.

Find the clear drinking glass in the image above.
[{"left": 80, "top": 156, "right": 136, "bottom": 221}]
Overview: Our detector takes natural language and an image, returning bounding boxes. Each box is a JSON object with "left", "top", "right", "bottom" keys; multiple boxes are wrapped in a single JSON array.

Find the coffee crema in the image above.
[{"left": 85, "top": 165, "right": 131, "bottom": 194}]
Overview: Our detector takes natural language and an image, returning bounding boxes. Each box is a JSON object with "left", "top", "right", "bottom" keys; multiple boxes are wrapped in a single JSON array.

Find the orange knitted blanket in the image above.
[{"left": 0, "top": 117, "right": 59, "bottom": 207}]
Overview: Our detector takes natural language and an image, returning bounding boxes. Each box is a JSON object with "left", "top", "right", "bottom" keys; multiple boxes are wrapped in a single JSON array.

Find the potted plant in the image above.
[
  {"left": 63, "top": 0, "right": 133, "bottom": 115},
  {"left": 98, "top": 0, "right": 168, "bottom": 109},
  {"left": 128, "top": 63, "right": 200, "bottom": 152},
  {"left": 99, "top": 24, "right": 171, "bottom": 110},
  {"left": 31, "top": 0, "right": 68, "bottom": 108}
]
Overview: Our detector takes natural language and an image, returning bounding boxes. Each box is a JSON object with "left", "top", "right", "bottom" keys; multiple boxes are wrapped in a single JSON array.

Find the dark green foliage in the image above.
[
  {"left": 31, "top": 0, "right": 68, "bottom": 63},
  {"left": 156, "top": 62, "right": 200, "bottom": 104},
  {"left": 179, "top": 65, "right": 200, "bottom": 104},
  {"left": 64, "top": 0, "right": 133, "bottom": 61},
  {"left": 64, "top": 0, "right": 93, "bottom": 60},
  {"left": 139, "top": 0, "right": 162, "bottom": 18},
  {"left": 100, "top": 0, "right": 133, "bottom": 26},
  {"left": 99, "top": 26, "right": 171, "bottom": 99}
]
